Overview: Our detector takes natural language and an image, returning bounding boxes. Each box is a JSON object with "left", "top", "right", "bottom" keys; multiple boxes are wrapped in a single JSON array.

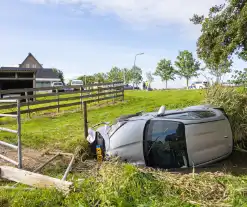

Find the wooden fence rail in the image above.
[{"left": 0, "top": 82, "right": 124, "bottom": 116}]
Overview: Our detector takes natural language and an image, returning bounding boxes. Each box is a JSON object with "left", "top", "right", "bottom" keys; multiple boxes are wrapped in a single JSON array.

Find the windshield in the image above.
[
  {"left": 72, "top": 80, "right": 83, "bottom": 85},
  {"left": 53, "top": 82, "right": 63, "bottom": 86}
]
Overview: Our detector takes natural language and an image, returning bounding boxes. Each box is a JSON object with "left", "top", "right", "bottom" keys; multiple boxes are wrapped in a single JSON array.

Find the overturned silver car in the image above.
[{"left": 87, "top": 105, "right": 233, "bottom": 169}]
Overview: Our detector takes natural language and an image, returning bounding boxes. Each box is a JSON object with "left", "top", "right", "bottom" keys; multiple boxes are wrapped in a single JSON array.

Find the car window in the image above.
[
  {"left": 144, "top": 120, "right": 186, "bottom": 168},
  {"left": 53, "top": 82, "right": 63, "bottom": 86},
  {"left": 164, "top": 111, "right": 216, "bottom": 120},
  {"left": 149, "top": 120, "right": 181, "bottom": 140},
  {"left": 72, "top": 80, "right": 83, "bottom": 85}
]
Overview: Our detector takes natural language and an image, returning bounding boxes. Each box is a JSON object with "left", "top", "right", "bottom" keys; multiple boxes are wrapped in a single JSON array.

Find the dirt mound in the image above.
[{"left": 0, "top": 146, "right": 59, "bottom": 171}]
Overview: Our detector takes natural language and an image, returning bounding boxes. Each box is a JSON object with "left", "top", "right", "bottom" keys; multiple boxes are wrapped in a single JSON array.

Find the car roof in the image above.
[{"left": 121, "top": 105, "right": 225, "bottom": 124}]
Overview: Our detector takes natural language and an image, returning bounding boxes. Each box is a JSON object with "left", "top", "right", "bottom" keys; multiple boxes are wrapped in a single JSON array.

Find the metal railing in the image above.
[{"left": 0, "top": 99, "right": 22, "bottom": 168}]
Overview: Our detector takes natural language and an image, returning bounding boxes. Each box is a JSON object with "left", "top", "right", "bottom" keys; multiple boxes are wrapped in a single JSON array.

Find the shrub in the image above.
[{"left": 205, "top": 85, "right": 247, "bottom": 145}]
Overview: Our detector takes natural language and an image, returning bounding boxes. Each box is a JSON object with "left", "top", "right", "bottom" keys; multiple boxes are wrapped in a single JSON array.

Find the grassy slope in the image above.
[
  {"left": 1, "top": 90, "right": 247, "bottom": 206},
  {"left": 0, "top": 90, "right": 204, "bottom": 151}
]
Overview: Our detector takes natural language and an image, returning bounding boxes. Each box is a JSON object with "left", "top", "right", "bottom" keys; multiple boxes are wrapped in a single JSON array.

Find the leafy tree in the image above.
[
  {"left": 52, "top": 68, "right": 64, "bottom": 84},
  {"left": 154, "top": 59, "right": 176, "bottom": 89},
  {"left": 130, "top": 66, "right": 143, "bottom": 87},
  {"left": 67, "top": 80, "right": 72, "bottom": 85},
  {"left": 206, "top": 60, "right": 232, "bottom": 83},
  {"left": 190, "top": 1, "right": 247, "bottom": 71},
  {"left": 122, "top": 68, "right": 132, "bottom": 84},
  {"left": 146, "top": 71, "right": 154, "bottom": 87},
  {"left": 94, "top": 72, "right": 107, "bottom": 83},
  {"left": 77, "top": 75, "right": 95, "bottom": 84},
  {"left": 107, "top": 67, "right": 123, "bottom": 82},
  {"left": 232, "top": 68, "right": 247, "bottom": 87},
  {"left": 175, "top": 50, "right": 200, "bottom": 89}
]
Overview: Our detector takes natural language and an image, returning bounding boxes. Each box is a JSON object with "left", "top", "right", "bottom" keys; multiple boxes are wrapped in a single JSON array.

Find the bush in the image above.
[{"left": 205, "top": 85, "right": 247, "bottom": 145}]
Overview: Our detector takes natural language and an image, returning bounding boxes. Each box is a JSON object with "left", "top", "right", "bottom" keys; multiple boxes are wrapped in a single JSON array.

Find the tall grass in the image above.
[
  {"left": 205, "top": 86, "right": 247, "bottom": 145},
  {"left": 1, "top": 162, "right": 247, "bottom": 206}
]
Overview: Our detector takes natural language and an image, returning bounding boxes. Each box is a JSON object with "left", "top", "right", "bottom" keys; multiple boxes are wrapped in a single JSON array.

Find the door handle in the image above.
[{"left": 224, "top": 136, "right": 228, "bottom": 139}]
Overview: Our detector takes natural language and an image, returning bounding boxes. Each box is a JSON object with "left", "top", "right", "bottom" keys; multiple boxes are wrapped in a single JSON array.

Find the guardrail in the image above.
[
  {"left": 0, "top": 82, "right": 124, "bottom": 116},
  {"left": 0, "top": 99, "right": 22, "bottom": 168}
]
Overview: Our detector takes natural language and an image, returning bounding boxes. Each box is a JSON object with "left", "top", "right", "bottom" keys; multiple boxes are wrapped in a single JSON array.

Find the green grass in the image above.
[
  {"left": 2, "top": 89, "right": 247, "bottom": 206},
  {"left": 1, "top": 162, "right": 247, "bottom": 206},
  {"left": 0, "top": 90, "right": 204, "bottom": 151}
]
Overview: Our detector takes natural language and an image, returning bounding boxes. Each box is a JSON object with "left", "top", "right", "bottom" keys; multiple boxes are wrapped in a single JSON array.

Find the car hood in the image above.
[{"left": 87, "top": 125, "right": 111, "bottom": 150}]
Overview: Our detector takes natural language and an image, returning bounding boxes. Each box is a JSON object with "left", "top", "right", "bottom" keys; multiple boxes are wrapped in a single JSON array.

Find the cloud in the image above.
[{"left": 25, "top": 0, "right": 224, "bottom": 26}]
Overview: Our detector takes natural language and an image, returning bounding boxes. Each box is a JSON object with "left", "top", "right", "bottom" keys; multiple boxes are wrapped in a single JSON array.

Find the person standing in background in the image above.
[
  {"left": 145, "top": 81, "right": 149, "bottom": 91},
  {"left": 143, "top": 81, "right": 146, "bottom": 90}
]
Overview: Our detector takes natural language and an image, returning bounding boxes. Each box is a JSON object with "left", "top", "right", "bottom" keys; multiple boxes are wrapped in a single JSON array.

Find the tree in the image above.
[
  {"left": 146, "top": 71, "right": 154, "bottom": 87},
  {"left": 154, "top": 59, "right": 176, "bottom": 89},
  {"left": 107, "top": 67, "right": 123, "bottom": 82},
  {"left": 232, "top": 68, "right": 247, "bottom": 87},
  {"left": 94, "top": 73, "right": 107, "bottom": 83},
  {"left": 206, "top": 60, "right": 232, "bottom": 83},
  {"left": 130, "top": 66, "right": 143, "bottom": 87},
  {"left": 77, "top": 75, "right": 95, "bottom": 84},
  {"left": 52, "top": 68, "right": 64, "bottom": 84},
  {"left": 175, "top": 50, "right": 201, "bottom": 89},
  {"left": 190, "top": 1, "right": 247, "bottom": 71},
  {"left": 122, "top": 68, "right": 132, "bottom": 84}
]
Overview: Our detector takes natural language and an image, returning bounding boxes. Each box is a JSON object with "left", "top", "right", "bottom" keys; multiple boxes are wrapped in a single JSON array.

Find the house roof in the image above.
[
  {"left": 36, "top": 68, "right": 60, "bottom": 79},
  {"left": 0, "top": 67, "right": 60, "bottom": 79},
  {"left": 0, "top": 67, "right": 38, "bottom": 72},
  {"left": 20, "top": 53, "right": 43, "bottom": 68}
]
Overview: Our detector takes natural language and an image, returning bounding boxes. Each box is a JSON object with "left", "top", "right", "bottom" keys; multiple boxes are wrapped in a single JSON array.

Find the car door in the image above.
[
  {"left": 185, "top": 117, "right": 232, "bottom": 166},
  {"left": 143, "top": 120, "right": 189, "bottom": 169}
]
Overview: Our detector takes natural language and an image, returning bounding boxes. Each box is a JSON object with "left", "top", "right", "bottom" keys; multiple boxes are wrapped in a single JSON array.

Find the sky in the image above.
[{"left": 0, "top": 0, "right": 245, "bottom": 88}]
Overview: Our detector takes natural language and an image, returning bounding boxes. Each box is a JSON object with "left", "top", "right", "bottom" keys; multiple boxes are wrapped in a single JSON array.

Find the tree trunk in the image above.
[
  {"left": 186, "top": 78, "right": 189, "bottom": 90},
  {"left": 216, "top": 74, "right": 221, "bottom": 84},
  {"left": 166, "top": 80, "right": 168, "bottom": 89}
]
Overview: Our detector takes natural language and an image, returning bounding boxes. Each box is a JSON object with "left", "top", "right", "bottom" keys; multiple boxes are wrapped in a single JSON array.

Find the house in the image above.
[
  {"left": 19, "top": 53, "right": 61, "bottom": 88},
  {"left": 0, "top": 53, "right": 61, "bottom": 89}
]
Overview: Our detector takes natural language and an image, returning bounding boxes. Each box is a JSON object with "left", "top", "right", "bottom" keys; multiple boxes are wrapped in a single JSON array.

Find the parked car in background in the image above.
[
  {"left": 71, "top": 80, "right": 84, "bottom": 91},
  {"left": 190, "top": 81, "right": 209, "bottom": 89},
  {"left": 87, "top": 105, "right": 233, "bottom": 169},
  {"left": 124, "top": 84, "right": 133, "bottom": 90},
  {"left": 222, "top": 82, "right": 235, "bottom": 87},
  {"left": 51, "top": 81, "right": 64, "bottom": 92}
]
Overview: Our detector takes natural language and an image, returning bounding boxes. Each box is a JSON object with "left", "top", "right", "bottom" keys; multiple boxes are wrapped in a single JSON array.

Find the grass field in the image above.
[
  {"left": 0, "top": 90, "right": 204, "bottom": 151},
  {"left": 1, "top": 89, "right": 247, "bottom": 207}
]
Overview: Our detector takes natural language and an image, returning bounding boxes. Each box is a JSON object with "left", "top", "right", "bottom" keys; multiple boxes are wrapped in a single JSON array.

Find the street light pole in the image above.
[
  {"left": 132, "top": 53, "right": 144, "bottom": 88},
  {"left": 134, "top": 52, "right": 144, "bottom": 69}
]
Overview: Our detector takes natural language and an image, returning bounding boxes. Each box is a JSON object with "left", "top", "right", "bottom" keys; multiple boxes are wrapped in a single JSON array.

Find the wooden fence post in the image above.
[
  {"left": 56, "top": 89, "right": 60, "bottom": 113},
  {"left": 80, "top": 86, "right": 83, "bottom": 110},
  {"left": 97, "top": 87, "right": 100, "bottom": 105},
  {"left": 83, "top": 102, "right": 88, "bottom": 139},
  {"left": 122, "top": 85, "right": 124, "bottom": 101},
  {"left": 115, "top": 85, "right": 118, "bottom": 102},
  {"left": 113, "top": 83, "right": 115, "bottom": 103},
  {"left": 25, "top": 90, "right": 30, "bottom": 118}
]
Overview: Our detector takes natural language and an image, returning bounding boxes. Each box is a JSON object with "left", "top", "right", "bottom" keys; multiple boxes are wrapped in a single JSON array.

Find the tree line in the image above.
[
  {"left": 70, "top": 50, "right": 201, "bottom": 89},
  {"left": 76, "top": 66, "right": 143, "bottom": 87}
]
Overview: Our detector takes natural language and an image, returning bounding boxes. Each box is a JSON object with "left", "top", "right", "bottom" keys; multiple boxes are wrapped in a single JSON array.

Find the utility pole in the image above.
[
  {"left": 132, "top": 52, "right": 144, "bottom": 88},
  {"left": 134, "top": 52, "right": 144, "bottom": 69}
]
